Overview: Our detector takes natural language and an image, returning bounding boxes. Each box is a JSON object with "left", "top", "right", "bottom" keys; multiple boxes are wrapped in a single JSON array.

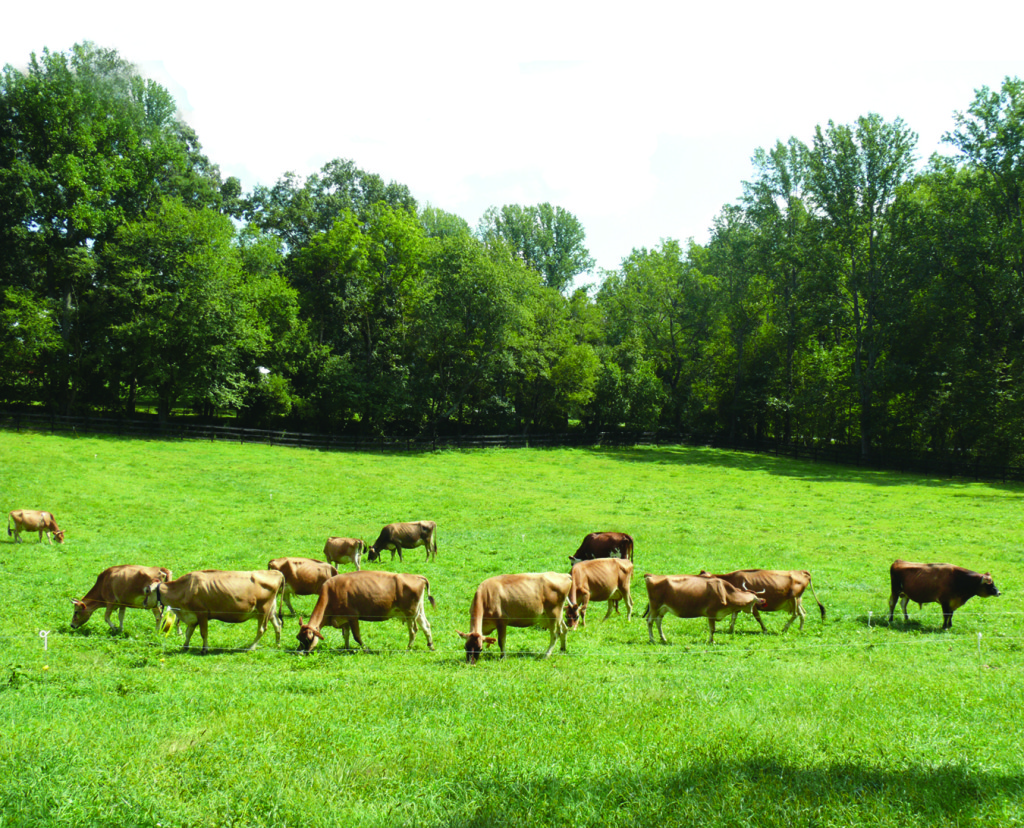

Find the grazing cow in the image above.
[
  {"left": 322, "top": 537, "right": 365, "bottom": 571},
  {"left": 569, "top": 531, "right": 633, "bottom": 566},
  {"left": 888, "top": 560, "right": 1001, "bottom": 629},
  {"left": 142, "top": 569, "right": 284, "bottom": 654},
  {"left": 643, "top": 573, "right": 767, "bottom": 644},
  {"left": 267, "top": 557, "right": 338, "bottom": 617},
  {"left": 698, "top": 569, "right": 825, "bottom": 633},
  {"left": 70, "top": 565, "right": 173, "bottom": 633},
  {"left": 458, "top": 573, "right": 580, "bottom": 664},
  {"left": 367, "top": 521, "right": 437, "bottom": 563},
  {"left": 296, "top": 570, "right": 435, "bottom": 652},
  {"left": 568, "top": 558, "right": 634, "bottom": 627},
  {"left": 8, "top": 509, "right": 65, "bottom": 544}
]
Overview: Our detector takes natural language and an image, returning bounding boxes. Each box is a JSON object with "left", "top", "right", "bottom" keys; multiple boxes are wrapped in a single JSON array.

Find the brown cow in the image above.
[
  {"left": 296, "top": 570, "right": 435, "bottom": 652},
  {"left": 458, "top": 573, "right": 580, "bottom": 663},
  {"left": 70, "top": 565, "right": 173, "bottom": 633},
  {"left": 367, "top": 521, "right": 437, "bottom": 563},
  {"left": 888, "top": 559, "right": 1001, "bottom": 629},
  {"left": 569, "top": 531, "right": 633, "bottom": 566},
  {"left": 267, "top": 557, "right": 338, "bottom": 617},
  {"left": 643, "top": 573, "right": 767, "bottom": 644},
  {"left": 142, "top": 569, "right": 284, "bottom": 654},
  {"left": 698, "top": 569, "right": 825, "bottom": 633},
  {"left": 568, "top": 558, "right": 634, "bottom": 627},
  {"left": 8, "top": 509, "right": 65, "bottom": 544},
  {"left": 322, "top": 537, "right": 365, "bottom": 571}
]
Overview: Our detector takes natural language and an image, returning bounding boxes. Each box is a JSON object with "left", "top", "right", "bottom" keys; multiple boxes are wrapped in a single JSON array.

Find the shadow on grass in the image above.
[
  {"left": 589, "top": 445, "right": 1024, "bottom": 491},
  {"left": 448, "top": 759, "right": 1023, "bottom": 827}
]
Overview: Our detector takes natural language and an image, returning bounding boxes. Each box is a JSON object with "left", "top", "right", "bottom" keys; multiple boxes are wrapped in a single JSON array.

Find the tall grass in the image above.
[{"left": 0, "top": 433, "right": 1021, "bottom": 827}]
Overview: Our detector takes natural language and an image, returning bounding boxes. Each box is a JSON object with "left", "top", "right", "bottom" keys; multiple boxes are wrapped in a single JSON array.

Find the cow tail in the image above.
[
  {"left": 641, "top": 603, "right": 650, "bottom": 619},
  {"left": 808, "top": 574, "right": 826, "bottom": 620},
  {"left": 625, "top": 535, "right": 634, "bottom": 561},
  {"left": 424, "top": 578, "right": 436, "bottom": 609},
  {"left": 6, "top": 515, "right": 10, "bottom": 537}
]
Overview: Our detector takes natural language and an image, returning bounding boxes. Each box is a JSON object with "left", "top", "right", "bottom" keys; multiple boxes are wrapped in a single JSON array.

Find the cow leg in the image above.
[
  {"left": 623, "top": 589, "right": 633, "bottom": 622},
  {"left": 603, "top": 599, "right": 619, "bottom": 623},
  {"left": 103, "top": 606, "right": 118, "bottom": 632},
  {"left": 198, "top": 617, "right": 210, "bottom": 654},
  {"left": 349, "top": 619, "right": 365, "bottom": 650},
  {"left": 116, "top": 606, "right": 128, "bottom": 633},
  {"left": 284, "top": 592, "right": 296, "bottom": 617},
  {"left": 651, "top": 609, "right": 669, "bottom": 644},
  {"left": 900, "top": 595, "right": 911, "bottom": 622},
  {"left": 414, "top": 603, "right": 434, "bottom": 650},
  {"left": 941, "top": 602, "right": 954, "bottom": 630},
  {"left": 182, "top": 622, "right": 198, "bottom": 651},
  {"left": 353, "top": 551, "right": 361, "bottom": 572},
  {"left": 542, "top": 622, "right": 560, "bottom": 658},
  {"left": 707, "top": 618, "right": 717, "bottom": 645},
  {"left": 496, "top": 623, "right": 508, "bottom": 658}
]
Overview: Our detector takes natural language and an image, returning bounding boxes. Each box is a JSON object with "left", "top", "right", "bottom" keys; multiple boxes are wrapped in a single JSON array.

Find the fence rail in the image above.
[{"left": 3, "top": 410, "right": 1024, "bottom": 484}]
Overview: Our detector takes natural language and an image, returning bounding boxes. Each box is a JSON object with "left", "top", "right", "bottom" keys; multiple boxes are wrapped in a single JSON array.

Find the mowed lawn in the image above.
[{"left": 0, "top": 431, "right": 1022, "bottom": 828}]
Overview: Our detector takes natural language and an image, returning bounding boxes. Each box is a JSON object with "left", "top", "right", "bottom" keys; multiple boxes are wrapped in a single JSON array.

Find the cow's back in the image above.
[
  {"left": 715, "top": 569, "right": 809, "bottom": 612},
  {"left": 100, "top": 565, "right": 172, "bottom": 604},
  {"left": 167, "top": 570, "right": 282, "bottom": 616},
  {"left": 891, "top": 560, "right": 951, "bottom": 602},
  {"left": 573, "top": 558, "right": 632, "bottom": 600},
  {"left": 319, "top": 571, "right": 425, "bottom": 619},
  {"left": 479, "top": 572, "right": 571, "bottom": 626}
]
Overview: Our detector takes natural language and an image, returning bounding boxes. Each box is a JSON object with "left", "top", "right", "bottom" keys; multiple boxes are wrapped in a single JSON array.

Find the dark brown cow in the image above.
[
  {"left": 322, "top": 537, "right": 365, "bottom": 571},
  {"left": 458, "top": 572, "right": 579, "bottom": 663},
  {"left": 8, "top": 509, "right": 65, "bottom": 544},
  {"left": 267, "top": 557, "right": 338, "bottom": 617},
  {"left": 367, "top": 521, "right": 437, "bottom": 563},
  {"left": 296, "top": 570, "right": 435, "bottom": 652},
  {"left": 71, "top": 565, "right": 173, "bottom": 632},
  {"left": 698, "top": 569, "right": 825, "bottom": 633},
  {"left": 568, "top": 558, "right": 634, "bottom": 627},
  {"left": 643, "top": 573, "right": 767, "bottom": 644},
  {"left": 142, "top": 569, "right": 284, "bottom": 653},
  {"left": 888, "top": 559, "right": 1001, "bottom": 629},
  {"left": 569, "top": 531, "right": 633, "bottom": 566}
]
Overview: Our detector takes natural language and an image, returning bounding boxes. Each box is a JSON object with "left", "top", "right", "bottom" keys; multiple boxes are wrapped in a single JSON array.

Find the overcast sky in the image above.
[{"left": 3, "top": 1, "right": 1022, "bottom": 280}]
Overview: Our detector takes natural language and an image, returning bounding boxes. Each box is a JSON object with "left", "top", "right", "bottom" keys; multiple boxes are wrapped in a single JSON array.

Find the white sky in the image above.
[{"left": 3, "top": 1, "right": 1022, "bottom": 280}]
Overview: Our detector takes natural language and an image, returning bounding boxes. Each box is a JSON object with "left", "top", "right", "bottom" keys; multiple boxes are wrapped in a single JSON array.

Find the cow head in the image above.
[
  {"left": 296, "top": 615, "right": 325, "bottom": 653},
  {"left": 458, "top": 631, "right": 496, "bottom": 664},
  {"left": 367, "top": 547, "right": 380, "bottom": 563},
  {"left": 69, "top": 598, "right": 92, "bottom": 629},
  {"left": 141, "top": 581, "right": 162, "bottom": 609},
  {"left": 981, "top": 573, "right": 1001, "bottom": 597},
  {"left": 563, "top": 600, "right": 582, "bottom": 630},
  {"left": 53, "top": 529, "right": 66, "bottom": 544},
  {"left": 741, "top": 581, "right": 769, "bottom": 610}
]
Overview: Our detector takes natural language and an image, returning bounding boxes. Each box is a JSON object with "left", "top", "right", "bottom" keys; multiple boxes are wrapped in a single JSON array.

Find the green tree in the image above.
[
  {"left": 478, "top": 203, "right": 595, "bottom": 293},
  {"left": 807, "top": 114, "right": 918, "bottom": 458},
  {"left": 0, "top": 42, "right": 230, "bottom": 412},
  {"left": 102, "top": 198, "right": 267, "bottom": 421}
]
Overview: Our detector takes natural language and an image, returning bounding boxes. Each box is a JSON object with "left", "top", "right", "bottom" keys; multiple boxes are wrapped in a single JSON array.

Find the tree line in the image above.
[{"left": 2, "top": 43, "right": 1023, "bottom": 462}]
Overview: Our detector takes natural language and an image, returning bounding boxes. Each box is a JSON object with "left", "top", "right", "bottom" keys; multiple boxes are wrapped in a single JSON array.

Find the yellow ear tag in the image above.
[{"left": 161, "top": 609, "right": 177, "bottom": 635}]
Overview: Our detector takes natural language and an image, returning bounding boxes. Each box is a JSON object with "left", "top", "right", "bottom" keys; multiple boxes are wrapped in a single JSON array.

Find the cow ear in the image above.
[
  {"left": 457, "top": 631, "right": 471, "bottom": 640},
  {"left": 297, "top": 615, "right": 305, "bottom": 626},
  {"left": 483, "top": 637, "right": 497, "bottom": 647}
]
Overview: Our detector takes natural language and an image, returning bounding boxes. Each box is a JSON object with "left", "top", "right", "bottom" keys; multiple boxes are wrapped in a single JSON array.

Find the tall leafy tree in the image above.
[
  {"left": 0, "top": 42, "right": 231, "bottom": 412},
  {"left": 478, "top": 203, "right": 595, "bottom": 293},
  {"left": 807, "top": 114, "right": 917, "bottom": 458}
]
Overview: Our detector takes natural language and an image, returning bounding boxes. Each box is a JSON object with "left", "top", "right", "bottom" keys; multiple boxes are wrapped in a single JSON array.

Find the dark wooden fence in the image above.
[{"left": 3, "top": 410, "right": 1023, "bottom": 484}]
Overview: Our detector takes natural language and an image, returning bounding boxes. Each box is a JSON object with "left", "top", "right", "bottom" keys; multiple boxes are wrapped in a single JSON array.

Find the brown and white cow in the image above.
[
  {"left": 267, "top": 557, "right": 338, "bottom": 617},
  {"left": 643, "top": 573, "right": 767, "bottom": 645},
  {"left": 888, "top": 559, "right": 1001, "bottom": 630},
  {"left": 70, "top": 565, "right": 173, "bottom": 633},
  {"left": 698, "top": 569, "right": 825, "bottom": 633},
  {"left": 322, "top": 537, "right": 365, "bottom": 571},
  {"left": 367, "top": 521, "right": 437, "bottom": 563},
  {"left": 296, "top": 570, "right": 435, "bottom": 652},
  {"left": 8, "top": 509, "right": 65, "bottom": 544},
  {"left": 458, "top": 572, "right": 580, "bottom": 663},
  {"left": 568, "top": 558, "right": 634, "bottom": 627},
  {"left": 142, "top": 569, "right": 284, "bottom": 654},
  {"left": 569, "top": 531, "right": 633, "bottom": 566}
]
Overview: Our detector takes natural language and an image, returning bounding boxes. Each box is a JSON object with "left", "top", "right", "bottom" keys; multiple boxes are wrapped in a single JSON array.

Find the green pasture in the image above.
[{"left": 0, "top": 431, "right": 1021, "bottom": 828}]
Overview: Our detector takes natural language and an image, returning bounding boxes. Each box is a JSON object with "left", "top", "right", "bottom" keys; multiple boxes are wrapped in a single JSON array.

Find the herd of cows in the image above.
[{"left": 7, "top": 510, "right": 1006, "bottom": 663}]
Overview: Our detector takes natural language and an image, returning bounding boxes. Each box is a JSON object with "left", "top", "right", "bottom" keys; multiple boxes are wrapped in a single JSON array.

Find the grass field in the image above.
[{"left": 1, "top": 431, "right": 1022, "bottom": 828}]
